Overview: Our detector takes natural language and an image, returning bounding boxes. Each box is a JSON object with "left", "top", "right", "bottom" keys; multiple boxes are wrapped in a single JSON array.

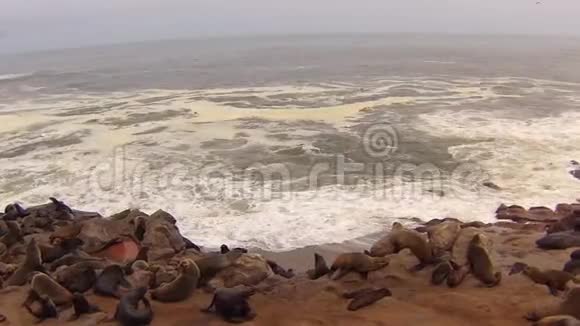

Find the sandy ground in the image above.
[{"left": 0, "top": 225, "right": 573, "bottom": 326}]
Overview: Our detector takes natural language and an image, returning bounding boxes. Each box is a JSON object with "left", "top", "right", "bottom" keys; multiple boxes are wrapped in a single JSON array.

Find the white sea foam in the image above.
[
  {"left": 1, "top": 77, "right": 579, "bottom": 251},
  {"left": 0, "top": 72, "right": 34, "bottom": 81}
]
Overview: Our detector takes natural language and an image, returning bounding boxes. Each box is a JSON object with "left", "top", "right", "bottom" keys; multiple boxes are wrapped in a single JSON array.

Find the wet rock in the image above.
[
  {"left": 493, "top": 222, "right": 548, "bottom": 232},
  {"left": 77, "top": 218, "right": 133, "bottom": 254},
  {"left": 496, "top": 204, "right": 558, "bottom": 223},
  {"left": 452, "top": 228, "right": 493, "bottom": 266},
  {"left": 536, "top": 231, "right": 580, "bottom": 250},
  {"left": 209, "top": 254, "right": 273, "bottom": 289}
]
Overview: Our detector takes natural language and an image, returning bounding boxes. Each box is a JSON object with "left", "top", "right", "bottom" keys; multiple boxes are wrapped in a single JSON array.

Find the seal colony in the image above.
[{"left": 0, "top": 199, "right": 580, "bottom": 325}]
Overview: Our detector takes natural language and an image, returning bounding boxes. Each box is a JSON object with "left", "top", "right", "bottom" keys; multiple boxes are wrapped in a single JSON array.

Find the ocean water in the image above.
[{"left": 1, "top": 34, "right": 579, "bottom": 251}]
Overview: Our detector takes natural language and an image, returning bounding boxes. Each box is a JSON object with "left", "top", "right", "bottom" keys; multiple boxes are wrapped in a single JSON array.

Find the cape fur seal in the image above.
[
  {"left": 369, "top": 222, "right": 434, "bottom": 270},
  {"left": 527, "top": 287, "right": 580, "bottom": 321},
  {"left": 115, "top": 287, "right": 153, "bottom": 326},
  {"left": 0, "top": 221, "right": 23, "bottom": 248},
  {"left": 3, "top": 203, "right": 28, "bottom": 220},
  {"left": 30, "top": 272, "right": 74, "bottom": 306},
  {"left": 467, "top": 234, "right": 501, "bottom": 287},
  {"left": 94, "top": 265, "right": 131, "bottom": 298},
  {"left": 55, "top": 263, "right": 97, "bottom": 293},
  {"left": 5, "top": 238, "right": 43, "bottom": 286},
  {"left": 195, "top": 249, "right": 244, "bottom": 285},
  {"left": 22, "top": 290, "right": 58, "bottom": 322},
  {"left": 202, "top": 287, "right": 256, "bottom": 323},
  {"left": 151, "top": 259, "right": 199, "bottom": 302},
  {"left": 510, "top": 262, "right": 580, "bottom": 295},
  {"left": 266, "top": 259, "right": 294, "bottom": 279},
  {"left": 329, "top": 253, "right": 389, "bottom": 280},
  {"left": 347, "top": 288, "right": 392, "bottom": 311},
  {"left": 307, "top": 253, "right": 330, "bottom": 280},
  {"left": 70, "top": 293, "right": 100, "bottom": 321}
]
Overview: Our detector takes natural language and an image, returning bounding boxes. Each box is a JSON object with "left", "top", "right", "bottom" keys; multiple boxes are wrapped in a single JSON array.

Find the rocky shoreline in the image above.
[{"left": 0, "top": 198, "right": 579, "bottom": 325}]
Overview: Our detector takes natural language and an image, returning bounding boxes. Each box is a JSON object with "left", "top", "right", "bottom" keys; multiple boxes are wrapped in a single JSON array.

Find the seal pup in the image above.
[
  {"left": 202, "top": 287, "right": 256, "bottom": 323},
  {"left": 70, "top": 293, "right": 100, "bottom": 321},
  {"left": 22, "top": 290, "right": 58, "bottom": 322},
  {"left": 30, "top": 272, "right": 74, "bottom": 306},
  {"left": 534, "top": 315, "right": 580, "bottom": 326},
  {"left": 94, "top": 265, "right": 131, "bottom": 298},
  {"left": 526, "top": 287, "right": 580, "bottom": 321},
  {"left": 5, "top": 238, "right": 43, "bottom": 286},
  {"left": 115, "top": 287, "right": 153, "bottom": 326},
  {"left": 267, "top": 260, "right": 294, "bottom": 279},
  {"left": 151, "top": 259, "right": 199, "bottom": 302},
  {"left": 307, "top": 253, "right": 330, "bottom": 280},
  {"left": 347, "top": 288, "right": 392, "bottom": 311},
  {"left": 467, "top": 234, "right": 501, "bottom": 287},
  {"left": 510, "top": 262, "right": 580, "bottom": 295},
  {"left": 329, "top": 253, "right": 389, "bottom": 281}
]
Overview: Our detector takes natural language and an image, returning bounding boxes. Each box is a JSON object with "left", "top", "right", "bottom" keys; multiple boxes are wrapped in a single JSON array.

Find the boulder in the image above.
[
  {"left": 209, "top": 254, "right": 273, "bottom": 289},
  {"left": 77, "top": 218, "right": 133, "bottom": 253},
  {"left": 496, "top": 204, "right": 559, "bottom": 223}
]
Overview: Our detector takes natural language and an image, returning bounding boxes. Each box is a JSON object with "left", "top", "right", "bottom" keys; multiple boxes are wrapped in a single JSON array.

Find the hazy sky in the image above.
[{"left": 1, "top": 0, "right": 580, "bottom": 53}]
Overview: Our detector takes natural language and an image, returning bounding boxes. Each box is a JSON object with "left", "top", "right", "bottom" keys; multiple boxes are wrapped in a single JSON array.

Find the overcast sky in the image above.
[{"left": 1, "top": 0, "right": 579, "bottom": 53}]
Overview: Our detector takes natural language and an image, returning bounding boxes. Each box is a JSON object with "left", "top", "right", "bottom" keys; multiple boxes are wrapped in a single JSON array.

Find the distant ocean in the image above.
[{"left": 1, "top": 34, "right": 579, "bottom": 251}]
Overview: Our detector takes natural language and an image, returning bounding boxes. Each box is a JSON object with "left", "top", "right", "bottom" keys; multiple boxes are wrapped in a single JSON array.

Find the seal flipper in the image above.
[{"left": 201, "top": 294, "right": 217, "bottom": 313}]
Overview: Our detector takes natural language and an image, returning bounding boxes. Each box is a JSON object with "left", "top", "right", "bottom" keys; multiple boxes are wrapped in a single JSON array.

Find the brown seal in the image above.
[
  {"left": 467, "top": 234, "right": 501, "bottom": 287},
  {"left": 431, "top": 261, "right": 453, "bottom": 285},
  {"left": 54, "top": 262, "right": 97, "bottom": 293},
  {"left": 0, "top": 221, "right": 23, "bottom": 248},
  {"left": 195, "top": 249, "right": 244, "bottom": 285},
  {"left": 527, "top": 287, "right": 580, "bottom": 321},
  {"left": 329, "top": 253, "right": 389, "bottom": 280},
  {"left": 30, "top": 272, "right": 74, "bottom": 306},
  {"left": 151, "top": 259, "right": 199, "bottom": 302},
  {"left": 126, "top": 260, "right": 154, "bottom": 289},
  {"left": 347, "top": 288, "right": 392, "bottom": 311},
  {"left": 427, "top": 221, "right": 461, "bottom": 256},
  {"left": 40, "top": 238, "right": 84, "bottom": 263},
  {"left": 94, "top": 265, "right": 131, "bottom": 298},
  {"left": 22, "top": 289, "right": 58, "bottom": 322},
  {"left": 369, "top": 222, "right": 434, "bottom": 270},
  {"left": 201, "top": 287, "right": 256, "bottom": 323},
  {"left": 115, "top": 287, "right": 153, "bottom": 326},
  {"left": 510, "top": 262, "right": 580, "bottom": 296},
  {"left": 5, "top": 238, "right": 43, "bottom": 286},
  {"left": 307, "top": 253, "right": 330, "bottom": 280},
  {"left": 447, "top": 265, "right": 469, "bottom": 288},
  {"left": 70, "top": 293, "right": 100, "bottom": 321},
  {"left": 267, "top": 259, "right": 294, "bottom": 279},
  {"left": 49, "top": 222, "right": 82, "bottom": 243}
]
